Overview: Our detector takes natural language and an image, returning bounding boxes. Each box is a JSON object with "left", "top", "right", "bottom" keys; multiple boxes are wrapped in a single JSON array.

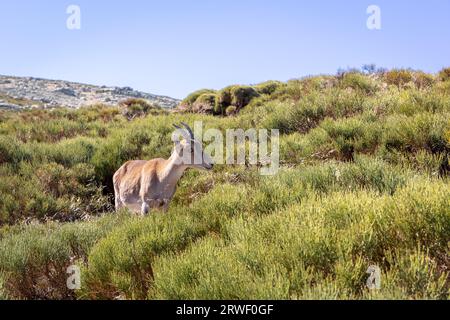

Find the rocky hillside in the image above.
[{"left": 0, "top": 75, "right": 179, "bottom": 110}]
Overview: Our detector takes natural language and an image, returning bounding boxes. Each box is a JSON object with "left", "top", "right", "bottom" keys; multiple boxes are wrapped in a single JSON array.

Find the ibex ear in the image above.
[{"left": 172, "top": 135, "right": 184, "bottom": 158}]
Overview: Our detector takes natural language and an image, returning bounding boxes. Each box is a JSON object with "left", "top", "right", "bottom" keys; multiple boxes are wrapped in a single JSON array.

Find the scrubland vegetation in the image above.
[{"left": 0, "top": 67, "right": 449, "bottom": 300}]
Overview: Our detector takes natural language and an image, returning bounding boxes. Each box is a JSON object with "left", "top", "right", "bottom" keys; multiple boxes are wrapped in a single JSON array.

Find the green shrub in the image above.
[
  {"left": 80, "top": 212, "right": 210, "bottom": 299},
  {"left": 438, "top": 67, "right": 450, "bottom": 81},
  {"left": 385, "top": 69, "right": 413, "bottom": 88},
  {"left": 255, "top": 81, "right": 284, "bottom": 95},
  {"left": 230, "top": 86, "right": 259, "bottom": 109},
  {"left": 0, "top": 213, "right": 130, "bottom": 299},
  {"left": 215, "top": 85, "right": 259, "bottom": 115},
  {"left": 179, "top": 89, "right": 216, "bottom": 110},
  {"left": 119, "top": 98, "right": 164, "bottom": 120},
  {"left": 264, "top": 89, "right": 367, "bottom": 135},
  {"left": 0, "top": 272, "right": 9, "bottom": 300},
  {"left": 388, "top": 89, "right": 450, "bottom": 116},
  {"left": 268, "top": 157, "right": 410, "bottom": 196},
  {"left": 80, "top": 183, "right": 251, "bottom": 299},
  {"left": 0, "top": 106, "right": 121, "bottom": 143},
  {"left": 192, "top": 93, "right": 217, "bottom": 113},
  {"left": 381, "top": 112, "right": 449, "bottom": 155},
  {"left": 0, "top": 136, "right": 32, "bottom": 166},
  {"left": 413, "top": 72, "right": 435, "bottom": 89},
  {"left": 376, "top": 248, "right": 448, "bottom": 299},
  {"left": 215, "top": 86, "right": 234, "bottom": 114},
  {"left": 341, "top": 72, "right": 378, "bottom": 94},
  {"left": 151, "top": 237, "right": 290, "bottom": 299},
  {"left": 225, "top": 105, "right": 237, "bottom": 116},
  {"left": 0, "top": 161, "right": 111, "bottom": 224},
  {"left": 282, "top": 77, "right": 334, "bottom": 101},
  {"left": 32, "top": 137, "right": 98, "bottom": 167},
  {"left": 150, "top": 179, "right": 449, "bottom": 299},
  {"left": 264, "top": 98, "right": 326, "bottom": 134},
  {"left": 320, "top": 117, "right": 382, "bottom": 160},
  {"left": 435, "top": 80, "right": 450, "bottom": 94},
  {"left": 0, "top": 166, "right": 62, "bottom": 224}
]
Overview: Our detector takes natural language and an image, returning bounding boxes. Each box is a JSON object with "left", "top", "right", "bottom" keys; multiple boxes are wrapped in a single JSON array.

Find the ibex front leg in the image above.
[
  {"left": 141, "top": 198, "right": 165, "bottom": 215},
  {"left": 141, "top": 201, "right": 150, "bottom": 216}
]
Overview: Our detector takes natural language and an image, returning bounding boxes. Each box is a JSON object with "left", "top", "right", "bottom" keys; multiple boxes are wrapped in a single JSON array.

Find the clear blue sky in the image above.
[{"left": 1, "top": 0, "right": 449, "bottom": 99}]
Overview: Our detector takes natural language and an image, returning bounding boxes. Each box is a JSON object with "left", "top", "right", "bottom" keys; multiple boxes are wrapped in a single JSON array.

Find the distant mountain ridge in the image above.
[{"left": 0, "top": 75, "right": 180, "bottom": 110}]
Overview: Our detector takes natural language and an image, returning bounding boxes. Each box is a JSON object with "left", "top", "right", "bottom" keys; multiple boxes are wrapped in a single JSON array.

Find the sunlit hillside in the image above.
[{"left": 0, "top": 67, "right": 449, "bottom": 300}]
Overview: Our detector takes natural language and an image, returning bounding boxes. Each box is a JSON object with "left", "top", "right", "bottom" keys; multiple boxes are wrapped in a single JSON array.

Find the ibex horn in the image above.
[{"left": 181, "top": 122, "right": 194, "bottom": 139}]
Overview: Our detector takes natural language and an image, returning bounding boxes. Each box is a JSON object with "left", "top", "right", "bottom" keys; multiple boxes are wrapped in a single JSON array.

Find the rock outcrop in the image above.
[{"left": 0, "top": 75, "right": 179, "bottom": 109}]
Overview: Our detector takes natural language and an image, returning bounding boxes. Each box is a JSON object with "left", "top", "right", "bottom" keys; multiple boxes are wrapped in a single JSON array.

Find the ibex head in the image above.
[{"left": 173, "top": 122, "right": 214, "bottom": 170}]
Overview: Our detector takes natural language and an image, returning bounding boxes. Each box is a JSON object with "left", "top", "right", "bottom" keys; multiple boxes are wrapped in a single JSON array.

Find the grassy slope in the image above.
[{"left": 0, "top": 69, "right": 449, "bottom": 299}]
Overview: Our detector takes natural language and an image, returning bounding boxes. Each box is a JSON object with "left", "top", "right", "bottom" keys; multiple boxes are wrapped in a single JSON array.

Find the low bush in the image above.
[
  {"left": 119, "top": 98, "right": 165, "bottom": 120},
  {"left": 80, "top": 183, "right": 248, "bottom": 299},
  {"left": 0, "top": 213, "right": 131, "bottom": 299},
  {"left": 0, "top": 273, "right": 9, "bottom": 300},
  {"left": 387, "top": 89, "right": 450, "bottom": 116},
  {"left": 178, "top": 89, "right": 216, "bottom": 111},
  {"left": 254, "top": 81, "right": 284, "bottom": 95},
  {"left": 230, "top": 86, "right": 259, "bottom": 109},
  {"left": 340, "top": 72, "right": 378, "bottom": 94},
  {"left": 0, "top": 136, "right": 32, "bottom": 166},
  {"left": 214, "top": 85, "right": 259, "bottom": 115},
  {"left": 192, "top": 93, "right": 217, "bottom": 114},
  {"left": 0, "top": 161, "right": 111, "bottom": 224},
  {"left": 385, "top": 69, "right": 413, "bottom": 88},
  {"left": 438, "top": 67, "right": 450, "bottom": 81},
  {"left": 0, "top": 106, "right": 122, "bottom": 143},
  {"left": 381, "top": 112, "right": 449, "bottom": 155},
  {"left": 320, "top": 117, "right": 382, "bottom": 161},
  {"left": 225, "top": 105, "right": 237, "bottom": 116},
  {"left": 282, "top": 77, "right": 335, "bottom": 101},
  {"left": 264, "top": 89, "right": 367, "bottom": 135},
  {"left": 150, "top": 179, "right": 449, "bottom": 299},
  {"left": 413, "top": 72, "right": 435, "bottom": 90}
]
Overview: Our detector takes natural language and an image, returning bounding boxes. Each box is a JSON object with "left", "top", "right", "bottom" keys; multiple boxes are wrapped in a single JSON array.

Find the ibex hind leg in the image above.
[
  {"left": 113, "top": 183, "right": 125, "bottom": 211},
  {"left": 115, "top": 197, "right": 124, "bottom": 211}
]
